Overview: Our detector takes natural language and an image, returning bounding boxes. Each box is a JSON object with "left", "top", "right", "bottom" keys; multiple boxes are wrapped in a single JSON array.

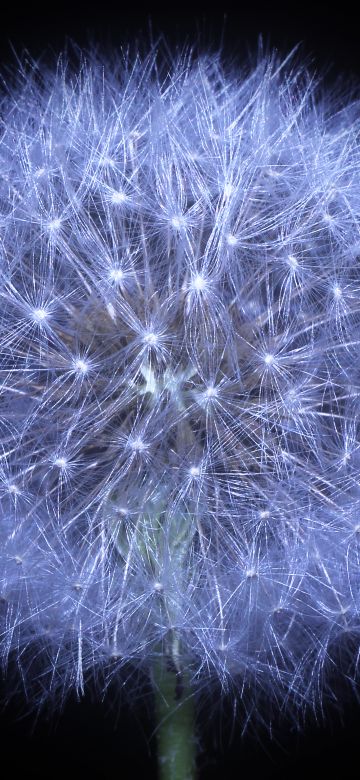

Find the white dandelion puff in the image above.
[{"left": 0, "top": 44, "right": 360, "bottom": 749}]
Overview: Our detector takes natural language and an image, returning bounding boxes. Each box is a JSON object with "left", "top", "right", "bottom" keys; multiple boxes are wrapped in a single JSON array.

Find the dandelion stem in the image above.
[{"left": 153, "top": 655, "right": 196, "bottom": 780}]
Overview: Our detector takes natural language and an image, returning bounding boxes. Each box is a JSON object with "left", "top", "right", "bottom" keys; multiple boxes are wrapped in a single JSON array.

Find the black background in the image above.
[{"left": 1, "top": 3, "right": 360, "bottom": 777}]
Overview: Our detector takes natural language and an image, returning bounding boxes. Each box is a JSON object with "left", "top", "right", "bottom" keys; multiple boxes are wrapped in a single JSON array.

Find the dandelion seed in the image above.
[
  {"left": 73, "top": 582, "right": 83, "bottom": 592},
  {"left": 154, "top": 581, "right": 164, "bottom": 593},
  {"left": 226, "top": 233, "right": 238, "bottom": 246},
  {"left": 143, "top": 331, "right": 159, "bottom": 346},
  {"left": 203, "top": 385, "right": 218, "bottom": 400},
  {"left": 47, "top": 217, "right": 61, "bottom": 231},
  {"left": 287, "top": 254, "right": 298, "bottom": 269},
  {"left": 323, "top": 212, "right": 333, "bottom": 223},
  {"left": 191, "top": 273, "right": 207, "bottom": 292},
  {"left": 171, "top": 215, "right": 185, "bottom": 230},
  {"left": 32, "top": 307, "right": 49, "bottom": 323},
  {"left": 129, "top": 436, "right": 147, "bottom": 453},
  {"left": 73, "top": 358, "right": 89, "bottom": 374},
  {"left": 223, "top": 183, "right": 234, "bottom": 198},
  {"left": 264, "top": 353, "right": 275, "bottom": 366},
  {"left": 110, "top": 190, "right": 127, "bottom": 205},
  {"left": 99, "top": 156, "right": 115, "bottom": 168},
  {"left": 34, "top": 167, "right": 46, "bottom": 178},
  {"left": 106, "top": 301, "right": 116, "bottom": 320},
  {"left": 8, "top": 483, "right": 20, "bottom": 495},
  {"left": 245, "top": 569, "right": 258, "bottom": 579},
  {"left": 109, "top": 267, "right": 124, "bottom": 283},
  {"left": 53, "top": 457, "right": 68, "bottom": 470}
]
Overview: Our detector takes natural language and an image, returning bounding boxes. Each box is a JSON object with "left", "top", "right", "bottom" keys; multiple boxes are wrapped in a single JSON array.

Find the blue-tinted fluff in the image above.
[{"left": 1, "top": 46, "right": 360, "bottom": 720}]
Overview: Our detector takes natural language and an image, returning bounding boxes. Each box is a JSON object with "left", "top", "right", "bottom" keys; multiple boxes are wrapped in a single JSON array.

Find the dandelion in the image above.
[{"left": 1, "top": 43, "right": 360, "bottom": 777}]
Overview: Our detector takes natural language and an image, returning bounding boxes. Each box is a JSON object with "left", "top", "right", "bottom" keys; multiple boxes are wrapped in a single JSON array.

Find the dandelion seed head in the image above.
[{"left": 2, "top": 43, "right": 360, "bottom": 725}]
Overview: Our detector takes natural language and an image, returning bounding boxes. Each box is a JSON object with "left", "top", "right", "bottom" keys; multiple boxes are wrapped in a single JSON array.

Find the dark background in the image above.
[
  {"left": 1, "top": 2, "right": 360, "bottom": 79},
  {"left": 1, "top": 2, "right": 360, "bottom": 777}
]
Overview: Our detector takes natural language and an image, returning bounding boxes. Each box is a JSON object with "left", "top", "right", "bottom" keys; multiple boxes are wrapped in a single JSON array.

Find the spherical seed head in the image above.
[{"left": 1, "top": 44, "right": 360, "bottom": 724}]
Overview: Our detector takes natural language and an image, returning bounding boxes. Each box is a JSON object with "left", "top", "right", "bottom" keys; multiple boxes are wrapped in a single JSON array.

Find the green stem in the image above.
[{"left": 153, "top": 656, "right": 196, "bottom": 780}]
